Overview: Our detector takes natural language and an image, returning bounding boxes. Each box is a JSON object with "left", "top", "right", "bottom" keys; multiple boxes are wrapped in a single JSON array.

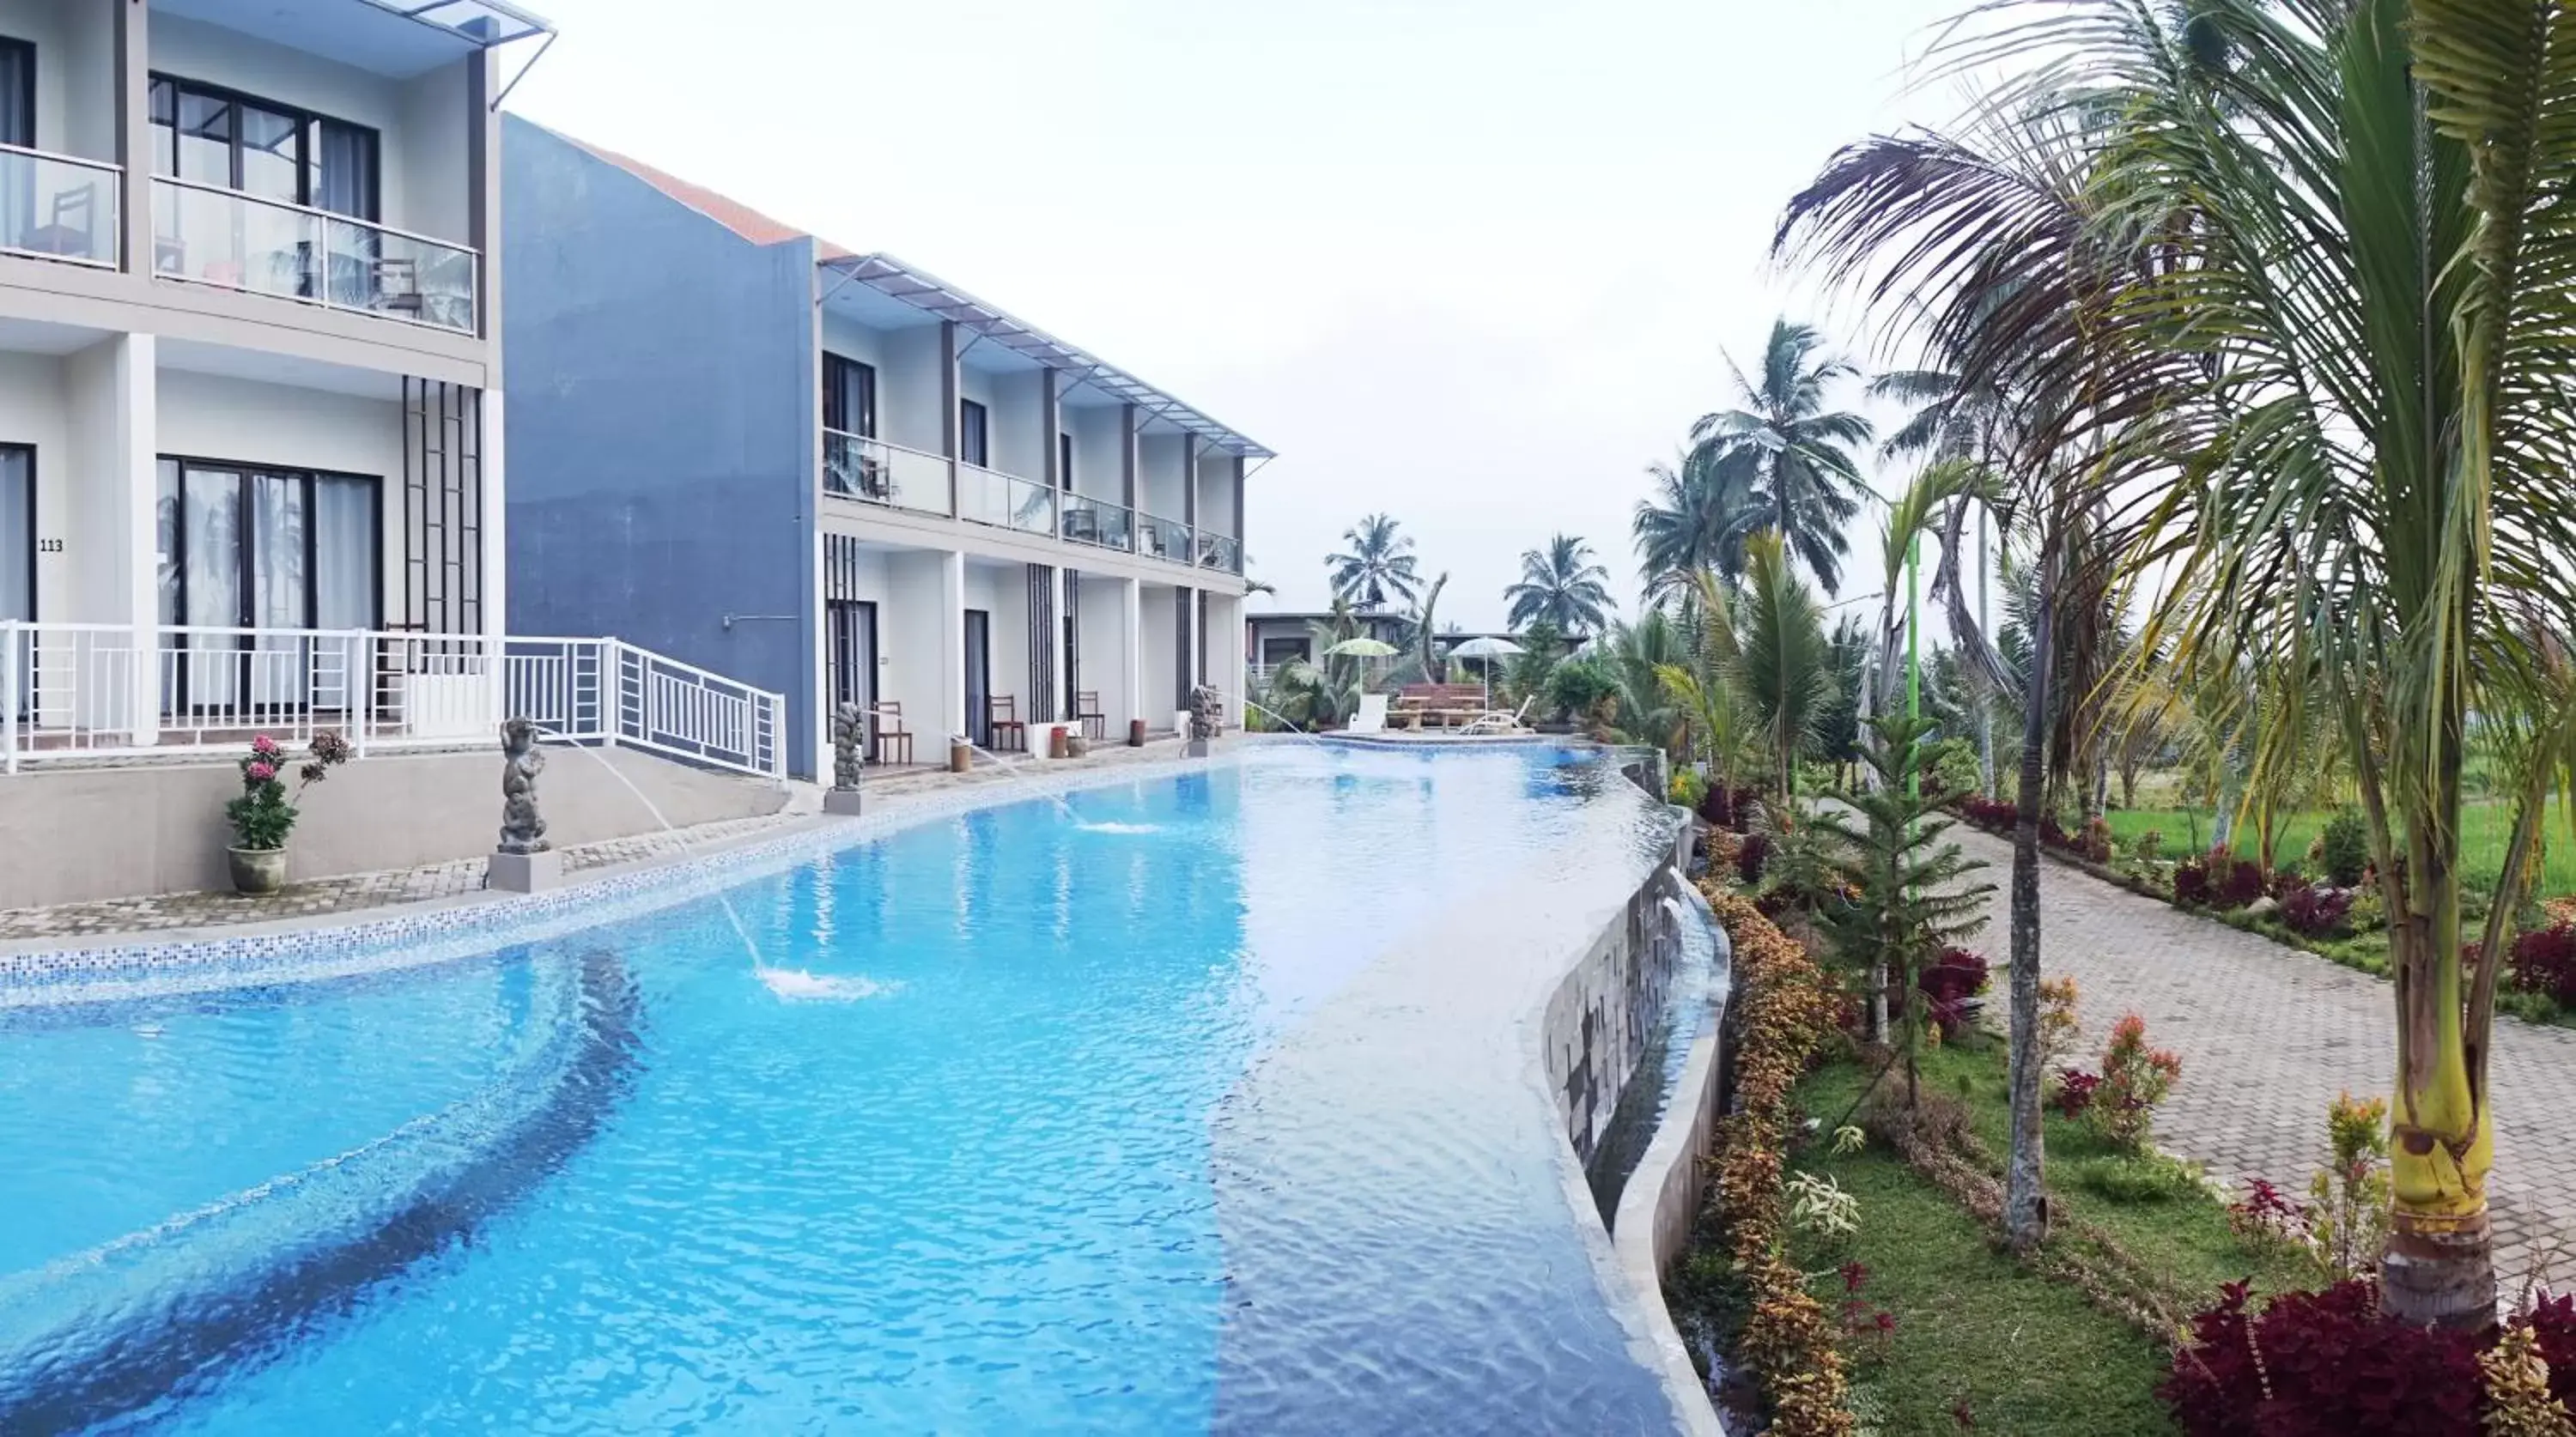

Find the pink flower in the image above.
[
  {"left": 246, "top": 761, "right": 276, "bottom": 783},
  {"left": 251, "top": 735, "right": 280, "bottom": 756}
]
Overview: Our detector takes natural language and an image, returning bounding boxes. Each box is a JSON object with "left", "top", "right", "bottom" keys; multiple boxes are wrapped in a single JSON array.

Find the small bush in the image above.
[
  {"left": 1960, "top": 794, "right": 2018, "bottom": 832},
  {"left": 2173, "top": 852, "right": 2215, "bottom": 906},
  {"left": 2051, "top": 1067, "right": 2102, "bottom": 1119},
  {"left": 2282, "top": 883, "right": 2356, "bottom": 937},
  {"left": 1669, "top": 767, "right": 1709, "bottom": 810},
  {"left": 2078, "top": 816, "right": 2115, "bottom": 864},
  {"left": 2319, "top": 807, "right": 2371, "bottom": 888},
  {"left": 2160, "top": 1279, "right": 2487, "bottom": 1436},
  {"left": 2215, "top": 852, "right": 2269, "bottom": 909},
  {"left": 2510, "top": 923, "right": 2576, "bottom": 1007},
  {"left": 2093, "top": 1013, "right": 2182, "bottom": 1152},
  {"left": 1919, "top": 947, "right": 1990, "bottom": 1040},
  {"left": 2131, "top": 828, "right": 2165, "bottom": 864},
  {"left": 2069, "top": 1152, "right": 2207, "bottom": 1204},
  {"left": 2227, "top": 1176, "right": 2310, "bottom": 1252},
  {"left": 2308, "top": 1091, "right": 2391, "bottom": 1285},
  {"left": 2036, "top": 976, "right": 2084, "bottom": 1070},
  {"left": 1735, "top": 830, "right": 1771, "bottom": 887}
]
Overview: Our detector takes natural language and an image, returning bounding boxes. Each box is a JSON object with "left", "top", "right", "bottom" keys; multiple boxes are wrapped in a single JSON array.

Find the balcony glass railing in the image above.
[
  {"left": 152, "top": 177, "right": 477, "bottom": 333},
  {"left": 959, "top": 464, "right": 1057, "bottom": 537},
  {"left": 823, "top": 429, "right": 950, "bottom": 515},
  {"left": 1197, "top": 532, "right": 1243, "bottom": 573},
  {"left": 0, "top": 143, "right": 118, "bottom": 268},
  {"left": 1137, "top": 512, "right": 1192, "bottom": 565},
  {"left": 1060, "top": 494, "right": 1134, "bottom": 551}
]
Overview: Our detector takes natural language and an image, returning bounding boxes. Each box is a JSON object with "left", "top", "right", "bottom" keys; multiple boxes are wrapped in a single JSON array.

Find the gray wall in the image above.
[
  {"left": 500, "top": 118, "right": 821, "bottom": 774},
  {"left": 0, "top": 749, "right": 787, "bottom": 908}
]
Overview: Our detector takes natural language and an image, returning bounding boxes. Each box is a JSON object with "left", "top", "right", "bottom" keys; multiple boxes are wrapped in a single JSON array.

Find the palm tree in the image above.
[
  {"left": 1794, "top": 0, "right": 2576, "bottom": 1327},
  {"left": 1733, "top": 532, "right": 1836, "bottom": 807},
  {"left": 1632, "top": 449, "right": 1766, "bottom": 605},
  {"left": 1325, "top": 513, "right": 1422, "bottom": 611},
  {"left": 1683, "top": 319, "right": 1875, "bottom": 595},
  {"left": 1504, "top": 534, "right": 1614, "bottom": 637}
]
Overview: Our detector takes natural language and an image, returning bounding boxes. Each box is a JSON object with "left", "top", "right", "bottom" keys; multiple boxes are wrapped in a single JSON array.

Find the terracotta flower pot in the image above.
[{"left": 228, "top": 846, "right": 288, "bottom": 895}]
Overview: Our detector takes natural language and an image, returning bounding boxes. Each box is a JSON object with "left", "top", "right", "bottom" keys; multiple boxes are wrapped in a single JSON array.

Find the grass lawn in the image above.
[
  {"left": 2095, "top": 800, "right": 2576, "bottom": 896},
  {"left": 1780, "top": 1037, "right": 2311, "bottom": 1435}
]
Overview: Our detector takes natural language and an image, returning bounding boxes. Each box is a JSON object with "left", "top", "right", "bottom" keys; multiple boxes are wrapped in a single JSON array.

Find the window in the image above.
[
  {"left": 823, "top": 354, "right": 876, "bottom": 438},
  {"left": 1, "top": 445, "right": 29, "bottom": 626},
  {"left": 0, "top": 38, "right": 32, "bottom": 150},
  {"left": 1059, "top": 432, "right": 1074, "bottom": 490},
  {"left": 959, "top": 399, "right": 989, "bottom": 468},
  {"left": 148, "top": 74, "right": 380, "bottom": 220}
]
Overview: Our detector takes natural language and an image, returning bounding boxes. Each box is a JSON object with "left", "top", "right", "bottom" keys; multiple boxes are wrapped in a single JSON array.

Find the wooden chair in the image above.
[
  {"left": 870, "top": 701, "right": 912, "bottom": 767},
  {"left": 1074, "top": 690, "right": 1105, "bottom": 739},
  {"left": 988, "top": 695, "right": 1027, "bottom": 752}
]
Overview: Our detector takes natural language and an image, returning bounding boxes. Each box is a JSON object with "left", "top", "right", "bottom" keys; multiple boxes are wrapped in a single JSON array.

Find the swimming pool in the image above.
[{"left": 0, "top": 743, "right": 1692, "bottom": 1434}]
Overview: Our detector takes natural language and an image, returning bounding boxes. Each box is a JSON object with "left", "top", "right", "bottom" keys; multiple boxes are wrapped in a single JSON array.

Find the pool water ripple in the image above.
[{"left": 0, "top": 745, "right": 1692, "bottom": 1434}]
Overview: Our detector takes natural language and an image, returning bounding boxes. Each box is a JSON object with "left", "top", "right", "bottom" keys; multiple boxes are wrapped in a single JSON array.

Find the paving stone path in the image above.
[{"left": 1945, "top": 822, "right": 2576, "bottom": 1295}]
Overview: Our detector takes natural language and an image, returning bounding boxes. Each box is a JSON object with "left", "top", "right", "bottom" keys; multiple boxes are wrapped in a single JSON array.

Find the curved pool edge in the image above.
[
  {"left": 1607, "top": 878, "right": 1733, "bottom": 1437},
  {"left": 1524, "top": 802, "right": 1730, "bottom": 1436},
  {"left": 0, "top": 749, "right": 1236, "bottom": 1006}
]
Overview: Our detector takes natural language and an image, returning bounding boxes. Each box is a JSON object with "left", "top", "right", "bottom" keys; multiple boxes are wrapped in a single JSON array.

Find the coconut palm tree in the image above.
[
  {"left": 1325, "top": 513, "right": 1422, "bottom": 611},
  {"left": 1733, "top": 532, "right": 1836, "bottom": 807},
  {"left": 1504, "top": 534, "right": 1614, "bottom": 638},
  {"left": 1682, "top": 319, "right": 1875, "bottom": 595},
  {"left": 1795, "top": 0, "right": 2576, "bottom": 1325},
  {"left": 1632, "top": 448, "right": 1766, "bottom": 605}
]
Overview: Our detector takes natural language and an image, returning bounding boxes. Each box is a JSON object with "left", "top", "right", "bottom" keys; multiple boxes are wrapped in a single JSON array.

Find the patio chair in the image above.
[
  {"left": 871, "top": 701, "right": 913, "bottom": 767},
  {"left": 1075, "top": 690, "right": 1106, "bottom": 739},
  {"left": 1460, "top": 697, "right": 1536, "bottom": 735},
  {"left": 988, "top": 695, "right": 1027, "bottom": 752},
  {"left": 1348, "top": 693, "right": 1389, "bottom": 736}
]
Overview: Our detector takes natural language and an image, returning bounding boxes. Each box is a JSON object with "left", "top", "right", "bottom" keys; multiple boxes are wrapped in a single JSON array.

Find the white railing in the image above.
[
  {"left": 822, "top": 428, "right": 950, "bottom": 516},
  {"left": 0, "top": 142, "right": 119, "bottom": 269},
  {"left": 1061, "top": 493, "right": 1134, "bottom": 551},
  {"left": 151, "top": 176, "right": 478, "bottom": 334},
  {"left": 1137, "top": 511, "right": 1193, "bottom": 565},
  {"left": 0, "top": 623, "right": 785, "bottom": 780}
]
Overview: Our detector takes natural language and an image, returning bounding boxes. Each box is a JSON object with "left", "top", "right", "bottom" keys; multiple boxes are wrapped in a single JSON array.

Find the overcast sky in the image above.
[{"left": 507, "top": 0, "right": 1965, "bottom": 631}]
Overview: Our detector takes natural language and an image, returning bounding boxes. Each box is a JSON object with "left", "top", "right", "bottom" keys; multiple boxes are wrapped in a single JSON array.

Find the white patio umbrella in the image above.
[
  {"left": 1323, "top": 637, "right": 1400, "bottom": 658},
  {"left": 1446, "top": 635, "right": 1526, "bottom": 708}
]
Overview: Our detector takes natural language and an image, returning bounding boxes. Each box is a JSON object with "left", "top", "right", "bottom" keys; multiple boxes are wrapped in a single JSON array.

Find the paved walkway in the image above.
[
  {"left": 1947, "top": 824, "right": 2576, "bottom": 1292},
  {"left": 0, "top": 735, "right": 1204, "bottom": 945}
]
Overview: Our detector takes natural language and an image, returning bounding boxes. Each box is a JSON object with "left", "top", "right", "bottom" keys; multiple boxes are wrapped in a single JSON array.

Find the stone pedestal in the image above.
[
  {"left": 1185, "top": 737, "right": 1212, "bottom": 759},
  {"left": 488, "top": 849, "right": 562, "bottom": 894},
  {"left": 823, "top": 788, "right": 866, "bottom": 816}
]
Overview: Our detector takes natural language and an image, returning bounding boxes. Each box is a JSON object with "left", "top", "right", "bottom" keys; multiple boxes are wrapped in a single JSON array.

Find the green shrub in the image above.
[
  {"left": 1543, "top": 653, "right": 1619, "bottom": 725},
  {"left": 2069, "top": 1152, "right": 2208, "bottom": 1204},
  {"left": 1929, "top": 737, "right": 1982, "bottom": 796},
  {"left": 2319, "top": 807, "right": 2370, "bottom": 888},
  {"left": 1670, "top": 767, "right": 1710, "bottom": 809}
]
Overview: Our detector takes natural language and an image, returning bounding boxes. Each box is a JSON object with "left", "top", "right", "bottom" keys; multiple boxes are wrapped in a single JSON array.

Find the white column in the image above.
[
  {"left": 939, "top": 549, "right": 966, "bottom": 744},
  {"left": 1213, "top": 591, "right": 1246, "bottom": 731},
  {"left": 479, "top": 388, "right": 507, "bottom": 640},
  {"left": 1120, "top": 577, "right": 1143, "bottom": 738},
  {"left": 66, "top": 334, "right": 156, "bottom": 744}
]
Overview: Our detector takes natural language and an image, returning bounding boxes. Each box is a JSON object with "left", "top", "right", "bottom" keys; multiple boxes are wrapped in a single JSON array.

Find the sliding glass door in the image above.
[{"left": 157, "top": 458, "right": 379, "bottom": 713}]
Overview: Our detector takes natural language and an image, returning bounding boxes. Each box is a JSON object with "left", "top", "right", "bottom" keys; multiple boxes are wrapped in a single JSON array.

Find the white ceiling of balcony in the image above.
[
  {"left": 158, "top": 336, "right": 405, "bottom": 399},
  {"left": 154, "top": 0, "right": 551, "bottom": 79}
]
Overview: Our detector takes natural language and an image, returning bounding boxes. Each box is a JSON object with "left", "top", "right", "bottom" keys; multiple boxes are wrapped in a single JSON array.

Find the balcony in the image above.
[
  {"left": 1197, "top": 532, "right": 1243, "bottom": 574},
  {"left": 151, "top": 178, "right": 478, "bottom": 335},
  {"left": 1137, "top": 512, "right": 1191, "bottom": 565},
  {"left": 1060, "top": 494, "right": 1134, "bottom": 552},
  {"left": 823, "top": 429, "right": 949, "bottom": 517},
  {"left": 959, "top": 463, "right": 1056, "bottom": 538},
  {"left": 0, "top": 144, "right": 120, "bottom": 270}
]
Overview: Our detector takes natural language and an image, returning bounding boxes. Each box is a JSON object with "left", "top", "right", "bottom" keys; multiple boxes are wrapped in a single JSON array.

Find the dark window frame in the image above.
[
  {"left": 823, "top": 352, "right": 878, "bottom": 438},
  {"left": 1058, "top": 432, "right": 1074, "bottom": 491},
  {"left": 157, "top": 452, "right": 384, "bottom": 634},
  {"left": 2, "top": 441, "right": 32, "bottom": 625},
  {"left": 148, "top": 71, "right": 381, "bottom": 221},
  {"left": 959, "top": 398, "right": 989, "bottom": 468},
  {"left": 0, "top": 36, "right": 33, "bottom": 150}
]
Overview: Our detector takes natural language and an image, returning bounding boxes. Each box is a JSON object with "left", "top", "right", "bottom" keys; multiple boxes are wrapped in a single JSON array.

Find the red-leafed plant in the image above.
[
  {"left": 2282, "top": 884, "right": 2355, "bottom": 937},
  {"left": 1918, "top": 947, "right": 1991, "bottom": 1040},
  {"left": 2078, "top": 816, "right": 2115, "bottom": 864},
  {"left": 1736, "top": 830, "right": 1772, "bottom": 887},
  {"left": 2051, "top": 1068, "right": 2101, "bottom": 1119},
  {"left": 2159, "top": 1280, "right": 2487, "bottom": 1436},
  {"left": 2508, "top": 923, "right": 2576, "bottom": 1007},
  {"left": 2226, "top": 1176, "right": 2308, "bottom": 1250},
  {"left": 2215, "top": 853, "right": 2269, "bottom": 909},
  {"left": 2094, "top": 1013, "right": 2182, "bottom": 1152}
]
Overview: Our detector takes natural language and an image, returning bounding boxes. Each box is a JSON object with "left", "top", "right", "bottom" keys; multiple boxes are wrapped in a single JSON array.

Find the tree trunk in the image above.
[
  {"left": 2380, "top": 801, "right": 2495, "bottom": 1329},
  {"left": 2003, "top": 552, "right": 2056, "bottom": 1253}
]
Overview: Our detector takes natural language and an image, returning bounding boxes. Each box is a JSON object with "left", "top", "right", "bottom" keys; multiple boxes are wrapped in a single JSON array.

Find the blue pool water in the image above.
[{"left": 0, "top": 745, "right": 1683, "bottom": 1434}]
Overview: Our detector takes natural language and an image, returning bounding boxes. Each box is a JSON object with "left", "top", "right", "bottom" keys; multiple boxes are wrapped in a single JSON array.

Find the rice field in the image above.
[{"left": 2093, "top": 802, "right": 2576, "bottom": 898}]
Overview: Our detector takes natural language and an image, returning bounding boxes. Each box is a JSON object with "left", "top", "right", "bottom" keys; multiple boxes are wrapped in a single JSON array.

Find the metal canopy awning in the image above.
[
  {"left": 820, "top": 252, "right": 1274, "bottom": 461},
  {"left": 359, "top": 0, "right": 554, "bottom": 46}
]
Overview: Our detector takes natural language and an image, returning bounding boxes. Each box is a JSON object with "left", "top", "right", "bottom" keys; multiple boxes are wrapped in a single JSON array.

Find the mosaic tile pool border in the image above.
[{"left": 0, "top": 751, "right": 1242, "bottom": 1008}]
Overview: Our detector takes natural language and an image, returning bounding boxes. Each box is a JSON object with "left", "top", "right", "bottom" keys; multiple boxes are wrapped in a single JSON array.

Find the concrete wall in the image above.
[
  {"left": 877, "top": 324, "right": 947, "bottom": 457},
  {"left": 1063, "top": 403, "right": 1123, "bottom": 502},
  {"left": 882, "top": 548, "right": 950, "bottom": 747},
  {"left": 502, "top": 117, "right": 819, "bottom": 775},
  {"left": 1541, "top": 812, "right": 1690, "bottom": 1169},
  {"left": 0, "top": 349, "right": 72, "bottom": 620},
  {"left": 1074, "top": 573, "right": 1132, "bottom": 732},
  {"left": 0, "top": 746, "right": 787, "bottom": 907},
  {"left": 1139, "top": 585, "right": 1178, "bottom": 725},
  {"left": 1138, "top": 434, "right": 1188, "bottom": 521}
]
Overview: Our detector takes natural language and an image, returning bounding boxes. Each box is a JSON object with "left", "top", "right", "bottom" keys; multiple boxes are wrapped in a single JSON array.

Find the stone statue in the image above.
[
  {"left": 497, "top": 717, "right": 550, "bottom": 855},
  {"left": 1186, "top": 684, "right": 1222, "bottom": 756},
  {"left": 831, "top": 702, "right": 865, "bottom": 791}
]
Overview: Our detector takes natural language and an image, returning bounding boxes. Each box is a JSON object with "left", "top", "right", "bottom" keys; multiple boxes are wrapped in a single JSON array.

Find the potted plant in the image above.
[{"left": 224, "top": 731, "right": 350, "bottom": 894}]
